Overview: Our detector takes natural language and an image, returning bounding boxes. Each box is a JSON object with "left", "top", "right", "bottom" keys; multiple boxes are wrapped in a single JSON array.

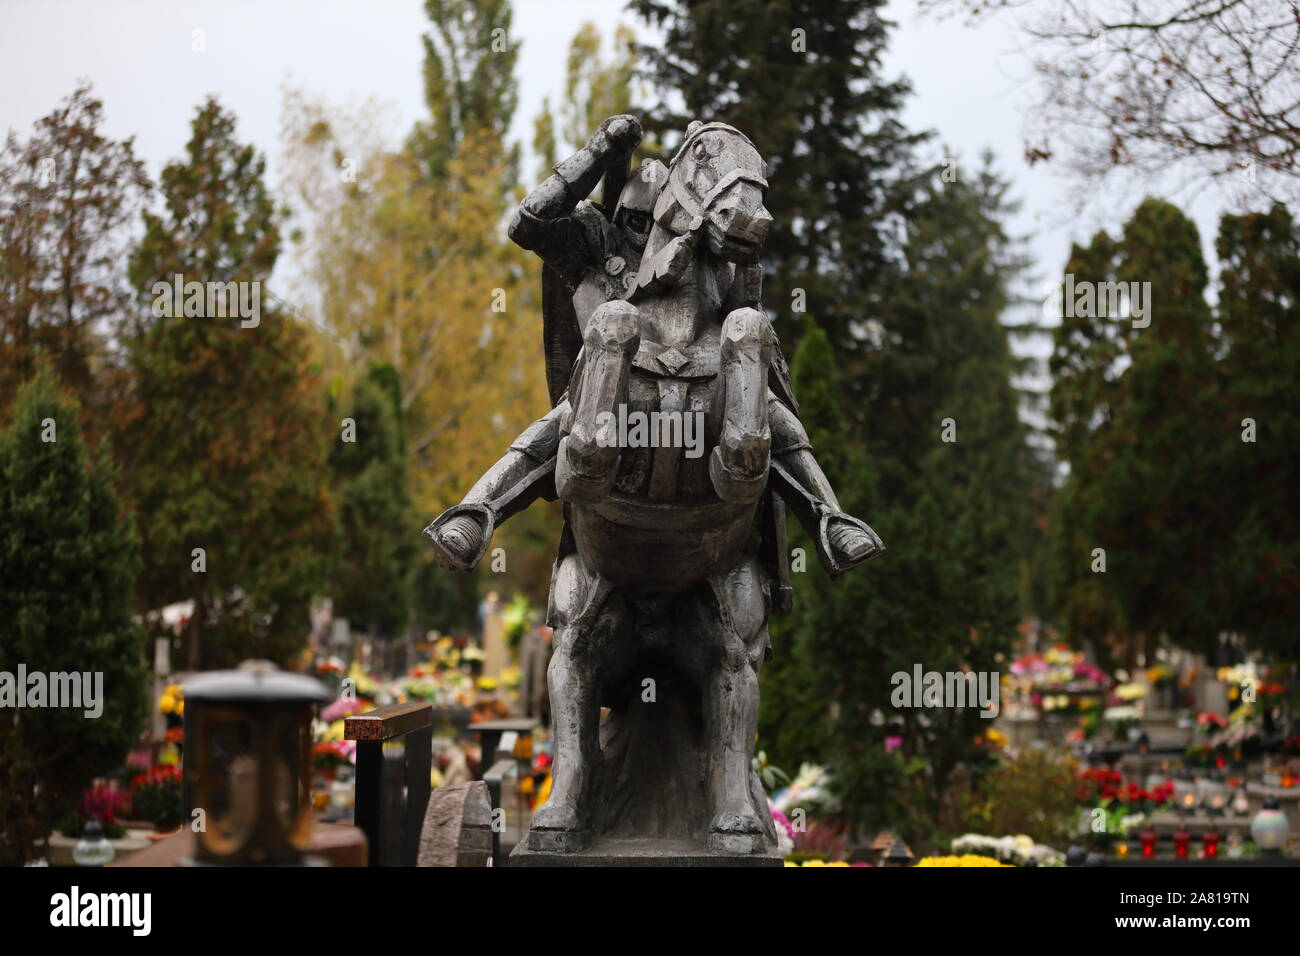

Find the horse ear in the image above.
[{"left": 685, "top": 120, "right": 703, "bottom": 137}]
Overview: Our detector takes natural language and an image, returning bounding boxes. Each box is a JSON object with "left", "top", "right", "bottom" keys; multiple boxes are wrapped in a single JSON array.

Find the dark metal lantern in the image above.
[{"left": 182, "top": 660, "right": 330, "bottom": 865}]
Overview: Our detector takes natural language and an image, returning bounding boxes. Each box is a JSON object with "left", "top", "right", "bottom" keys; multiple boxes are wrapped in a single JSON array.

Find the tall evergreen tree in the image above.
[
  {"left": 1049, "top": 199, "right": 1223, "bottom": 663},
  {"left": 330, "top": 363, "right": 416, "bottom": 638},
  {"left": 0, "top": 370, "right": 147, "bottom": 864},
  {"left": 1214, "top": 204, "right": 1300, "bottom": 657},
  {"left": 117, "top": 98, "right": 333, "bottom": 669},
  {"left": 762, "top": 160, "right": 1029, "bottom": 841},
  {"left": 631, "top": 0, "right": 924, "bottom": 396},
  {"left": 758, "top": 315, "right": 842, "bottom": 769}
]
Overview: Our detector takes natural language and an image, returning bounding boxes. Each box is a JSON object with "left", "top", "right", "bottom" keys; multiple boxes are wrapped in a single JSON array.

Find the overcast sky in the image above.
[{"left": 1, "top": 0, "right": 1231, "bottom": 341}]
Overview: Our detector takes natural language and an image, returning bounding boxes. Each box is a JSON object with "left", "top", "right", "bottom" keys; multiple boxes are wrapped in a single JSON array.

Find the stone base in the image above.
[{"left": 510, "top": 837, "right": 784, "bottom": 867}]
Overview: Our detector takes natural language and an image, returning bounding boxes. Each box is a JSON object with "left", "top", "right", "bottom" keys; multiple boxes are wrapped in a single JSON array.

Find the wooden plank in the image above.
[{"left": 344, "top": 700, "right": 432, "bottom": 741}]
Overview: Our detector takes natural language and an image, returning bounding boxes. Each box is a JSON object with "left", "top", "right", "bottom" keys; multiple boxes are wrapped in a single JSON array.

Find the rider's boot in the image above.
[
  {"left": 825, "top": 513, "right": 885, "bottom": 570},
  {"left": 556, "top": 301, "right": 640, "bottom": 503},
  {"left": 711, "top": 307, "right": 774, "bottom": 504},
  {"left": 423, "top": 504, "right": 494, "bottom": 572}
]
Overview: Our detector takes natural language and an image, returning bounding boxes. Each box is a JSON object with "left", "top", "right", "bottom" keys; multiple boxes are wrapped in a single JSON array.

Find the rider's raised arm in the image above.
[{"left": 508, "top": 115, "right": 642, "bottom": 284}]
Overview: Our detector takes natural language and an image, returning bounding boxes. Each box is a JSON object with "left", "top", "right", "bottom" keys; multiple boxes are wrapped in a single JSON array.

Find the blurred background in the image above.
[{"left": 2, "top": 0, "right": 1296, "bottom": 866}]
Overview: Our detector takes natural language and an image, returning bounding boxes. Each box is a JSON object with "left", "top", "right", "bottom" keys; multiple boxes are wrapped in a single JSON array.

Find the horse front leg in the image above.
[
  {"left": 556, "top": 300, "right": 640, "bottom": 503},
  {"left": 703, "top": 558, "right": 772, "bottom": 854},
  {"left": 710, "top": 307, "right": 773, "bottom": 503},
  {"left": 529, "top": 556, "right": 618, "bottom": 852}
]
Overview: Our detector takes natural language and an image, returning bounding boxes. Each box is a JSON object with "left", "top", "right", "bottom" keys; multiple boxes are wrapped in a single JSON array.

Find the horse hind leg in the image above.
[
  {"left": 556, "top": 300, "right": 640, "bottom": 503},
  {"left": 710, "top": 307, "right": 773, "bottom": 503}
]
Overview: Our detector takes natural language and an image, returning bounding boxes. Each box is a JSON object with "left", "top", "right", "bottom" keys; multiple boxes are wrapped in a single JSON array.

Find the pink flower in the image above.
[
  {"left": 770, "top": 804, "right": 796, "bottom": 841},
  {"left": 321, "top": 697, "right": 364, "bottom": 722},
  {"left": 885, "top": 735, "right": 903, "bottom": 753}
]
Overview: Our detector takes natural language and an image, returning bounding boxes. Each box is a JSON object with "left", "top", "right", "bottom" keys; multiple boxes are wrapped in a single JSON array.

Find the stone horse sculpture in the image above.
[{"left": 425, "top": 116, "right": 883, "bottom": 859}]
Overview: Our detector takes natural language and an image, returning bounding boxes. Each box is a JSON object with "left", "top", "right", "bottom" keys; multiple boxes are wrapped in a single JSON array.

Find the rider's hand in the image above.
[{"left": 596, "top": 114, "right": 642, "bottom": 155}]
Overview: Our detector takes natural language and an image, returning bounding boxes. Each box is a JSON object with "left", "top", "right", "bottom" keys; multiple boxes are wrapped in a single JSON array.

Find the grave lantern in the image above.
[
  {"left": 182, "top": 660, "right": 331, "bottom": 865},
  {"left": 883, "top": 838, "right": 914, "bottom": 867},
  {"left": 1172, "top": 825, "right": 1190, "bottom": 859},
  {"left": 1202, "top": 827, "right": 1220, "bottom": 859},
  {"left": 1138, "top": 826, "right": 1157, "bottom": 859}
]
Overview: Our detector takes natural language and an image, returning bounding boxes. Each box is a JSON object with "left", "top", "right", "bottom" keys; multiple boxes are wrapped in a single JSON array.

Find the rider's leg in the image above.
[
  {"left": 556, "top": 300, "right": 640, "bottom": 503},
  {"left": 711, "top": 307, "right": 773, "bottom": 503},
  {"left": 769, "top": 397, "right": 884, "bottom": 575},
  {"left": 701, "top": 556, "right": 770, "bottom": 851},
  {"left": 424, "top": 403, "right": 564, "bottom": 570},
  {"left": 530, "top": 555, "right": 619, "bottom": 850}
]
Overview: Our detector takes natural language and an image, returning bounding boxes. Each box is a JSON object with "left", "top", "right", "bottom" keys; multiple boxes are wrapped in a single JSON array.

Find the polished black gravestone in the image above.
[{"left": 425, "top": 115, "right": 884, "bottom": 863}]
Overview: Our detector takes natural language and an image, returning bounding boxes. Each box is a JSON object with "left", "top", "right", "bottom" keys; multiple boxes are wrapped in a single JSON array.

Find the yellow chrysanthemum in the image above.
[{"left": 915, "top": 854, "right": 1009, "bottom": 867}]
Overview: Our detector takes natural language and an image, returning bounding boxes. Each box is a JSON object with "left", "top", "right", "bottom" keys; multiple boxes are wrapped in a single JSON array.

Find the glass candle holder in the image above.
[{"left": 1173, "top": 827, "right": 1191, "bottom": 859}]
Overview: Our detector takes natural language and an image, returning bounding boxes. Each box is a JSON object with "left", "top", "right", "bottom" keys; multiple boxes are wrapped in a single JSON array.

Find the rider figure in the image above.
[{"left": 428, "top": 115, "right": 881, "bottom": 581}]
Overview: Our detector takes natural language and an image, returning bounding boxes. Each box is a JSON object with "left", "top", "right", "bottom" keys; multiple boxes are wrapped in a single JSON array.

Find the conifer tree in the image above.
[
  {"left": 117, "top": 98, "right": 332, "bottom": 669},
  {"left": 330, "top": 364, "right": 416, "bottom": 639},
  {"left": 631, "top": 0, "right": 924, "bottom": 385},
  {"left": 1214, "top": 204, "right": 1300, "bottom": 657},
  {"left": 0, "top": 370, "right": 146, "bottom": 864},
  {"left": 1049, "top": 199, "right": 1222, "bottom": 663},
  {"left": 761, "top": 161, "right": 1029, "bottom": 840}
]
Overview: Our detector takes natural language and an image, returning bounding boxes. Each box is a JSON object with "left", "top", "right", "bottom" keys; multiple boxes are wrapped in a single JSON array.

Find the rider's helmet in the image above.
[{"left": 614, "top": 159, "right": 668, "bottom": 251}]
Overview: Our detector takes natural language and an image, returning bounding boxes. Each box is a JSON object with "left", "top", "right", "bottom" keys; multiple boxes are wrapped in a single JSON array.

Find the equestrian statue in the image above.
[{"left": 424, "top": 115, "right": 884, "bottom": 859}]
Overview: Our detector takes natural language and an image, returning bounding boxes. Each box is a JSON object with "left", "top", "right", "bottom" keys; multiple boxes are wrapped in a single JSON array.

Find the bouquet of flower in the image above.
[
  {"left": 60, "top": 782, "right": 132, "bottom": 838},
  {"left": 130, "top": 764, "right": 185, "bottom": 831},
  {"left": 915, "top": 854, "right": 1010, "bottom": 867},
  {"left": 951, "top": 833, "right": 1064, "bottom": 866}
]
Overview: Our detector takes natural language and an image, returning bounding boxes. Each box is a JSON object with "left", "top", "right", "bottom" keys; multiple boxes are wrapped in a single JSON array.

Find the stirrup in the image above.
[{"left": 816, "top": 512, "right": 884, "bottom": 576}]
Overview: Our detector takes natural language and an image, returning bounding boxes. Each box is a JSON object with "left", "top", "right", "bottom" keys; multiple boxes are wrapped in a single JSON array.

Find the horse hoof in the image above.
[
  {"left": 529, "top": 801, "right": 589, "bottom": 852},
  {"left": 708, "top": 831, "right": 764, "bottom": 855},
  {"left": 711, "top": 805, "right": 763, "bottom": 833},
  {"left": 709, "top": 446, "right": 767, "bottom": 503},
  {"left": 528, "top": 827, "right": 590, "bottom": 853}
]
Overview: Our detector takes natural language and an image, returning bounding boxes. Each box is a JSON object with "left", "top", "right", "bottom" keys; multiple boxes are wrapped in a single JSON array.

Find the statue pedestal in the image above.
[{"left": 509, "top": 838, "right": 783, "bottom": 867}]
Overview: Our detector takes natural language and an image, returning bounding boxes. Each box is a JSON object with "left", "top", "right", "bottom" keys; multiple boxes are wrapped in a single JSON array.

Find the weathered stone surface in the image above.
[
  {"left": 423, "top": 115, "right": 885, "bottom": 862},
  {"left": 417, "top": 781, "right": 492, "bottom": 867}
]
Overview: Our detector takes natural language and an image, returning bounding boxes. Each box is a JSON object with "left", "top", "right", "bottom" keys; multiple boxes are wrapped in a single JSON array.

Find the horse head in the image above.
[{"left": 655, "top": 122, "right": 772, "bottom": 263}]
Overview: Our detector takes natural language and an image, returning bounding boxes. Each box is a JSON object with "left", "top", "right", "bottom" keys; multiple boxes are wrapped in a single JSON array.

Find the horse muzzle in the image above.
[{"left": 706, "top": 193, "right": 772, "bottom": 262}]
